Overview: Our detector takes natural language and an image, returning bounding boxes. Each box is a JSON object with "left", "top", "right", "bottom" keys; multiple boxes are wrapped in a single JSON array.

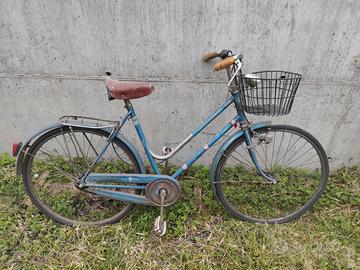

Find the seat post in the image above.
[
  {"left": 123, "top": 99, "right": 134, "bottom": 120},
  {"left": 124, "top": 99, "right": 134, "bottom": 115},
  {"left": 124, "top": 99, "right": 131, "bottom": 109}
]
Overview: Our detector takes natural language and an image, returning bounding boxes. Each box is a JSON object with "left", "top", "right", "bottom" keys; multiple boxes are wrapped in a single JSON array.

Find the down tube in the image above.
[{"left": 172, "top": 115, "right": 240, "bottom": 179}]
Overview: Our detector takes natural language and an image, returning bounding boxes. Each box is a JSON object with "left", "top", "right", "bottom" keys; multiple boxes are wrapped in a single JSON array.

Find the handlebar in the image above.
[
  {"left": 202, "top": 51, "right": 219, "bottom": 62},
  {"left": 213, "top": 56, "right": 236, "bottom": 71},
  {"left": 202, "top": 50, "right": 242, "bottom": 71},
  {"left": 214, "top": 54, "right": 243, "bottom": 71},
  {"left": 202, "top": 49, "right": 232, "bottom": 62}
]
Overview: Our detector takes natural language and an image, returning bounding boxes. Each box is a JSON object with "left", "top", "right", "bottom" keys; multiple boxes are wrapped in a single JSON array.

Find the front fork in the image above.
[
  {"left": 243, "top": 128, "right": 278, "bottom": 184},
  {"left": 233, "top": 90, "right": 277, "bottom": 184}
]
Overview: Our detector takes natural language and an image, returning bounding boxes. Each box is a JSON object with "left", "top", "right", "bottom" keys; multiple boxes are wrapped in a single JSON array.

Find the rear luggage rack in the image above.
[{"left": 59, "top": 115, "right": 119, "bottom": 129}]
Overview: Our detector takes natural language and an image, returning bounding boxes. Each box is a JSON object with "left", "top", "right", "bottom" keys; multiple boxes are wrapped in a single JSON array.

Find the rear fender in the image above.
[
  {"left": 15, "top": 123, "right": 60, "bottom": 177},
  {"left": 15, "top": 123, "right": 145, "bottom": 176}
]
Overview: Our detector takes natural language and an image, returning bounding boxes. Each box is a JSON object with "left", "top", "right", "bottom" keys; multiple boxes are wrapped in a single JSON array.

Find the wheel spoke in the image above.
[
  {"left": 112, "top": 143, "right": 132, "bottom": 167},
  {"left": 283, "top": 145, "right": 316, "bottom": 168},
  {"left": 270, "top": 130, "right": 277, "bottom": 168},
  {"left": 233, "top": 149, "right": 255, "bottom": 168},
  {"left": 278, "top": 136, "right": 301, "bottom": 167},
  {"left": 66, "top": 132, "right": 79, "bottom": 158},
  {"left": 274, "top": 131, "right": 285, "bottom": 166},
  {"left": 29, "top": 149, "right": 78, "bottom": 181},
  {"left": 223, "top": 153, "right": 254, "bottom": 169},
  {"left": 70, "top": 127, "right": 89, "bottom": 166},
  {"left": 282, "top": 140, "right": 309, "bottom": 167},
  {"left": 84, "top": 132, "right": 98, "bottom": 156},
  {"left": 254, "top": 147, "right": 268, "bottom": 170},
  {"left": 293, "top": 157, "right": 321, "bottom": 168},
  {"left": 224, "top": 155, "right": 253, "bottom": 169},
  {"left": 259, "top": 143, "right": 270, "bottom": 170}
]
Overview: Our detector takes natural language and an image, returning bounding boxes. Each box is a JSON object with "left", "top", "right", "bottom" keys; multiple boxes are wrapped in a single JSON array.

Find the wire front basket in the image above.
[{"left": 237, "top": 71, "right": 302, "bottom": 116}]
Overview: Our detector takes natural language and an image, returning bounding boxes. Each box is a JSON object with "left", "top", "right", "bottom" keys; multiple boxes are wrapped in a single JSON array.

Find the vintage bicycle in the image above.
[{"left": 14, "top": 49, "right": 329, "bottom": 235}]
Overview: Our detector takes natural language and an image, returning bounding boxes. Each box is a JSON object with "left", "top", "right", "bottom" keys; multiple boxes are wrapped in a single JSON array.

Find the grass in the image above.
[{"left": 0, "top": 153, "right": 359, "bottom": 269}]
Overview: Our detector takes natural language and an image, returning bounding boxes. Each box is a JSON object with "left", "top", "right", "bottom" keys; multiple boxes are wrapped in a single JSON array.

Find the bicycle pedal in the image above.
[{"left": 153, "top": 216, "right": 167, "bottom": 236}]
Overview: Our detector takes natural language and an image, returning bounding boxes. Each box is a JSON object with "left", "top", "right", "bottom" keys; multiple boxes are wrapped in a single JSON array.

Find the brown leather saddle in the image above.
[{"left": 105, "top": 79, "right": 155, "bottom": 100}]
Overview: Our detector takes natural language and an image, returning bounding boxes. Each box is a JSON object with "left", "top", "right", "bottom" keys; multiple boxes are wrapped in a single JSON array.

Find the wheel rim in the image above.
[
  {"left": 218, "top": 126, "right": 327, "bottom": 222},
  {"left": 24, "top": 127, "right": 140, "bottom": 225}
]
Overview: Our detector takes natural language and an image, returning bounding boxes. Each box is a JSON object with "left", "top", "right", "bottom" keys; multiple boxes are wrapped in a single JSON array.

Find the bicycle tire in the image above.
[
  {"left": 214, "top": 125, "right": 329, "bottom": 223},
  {"left": 22, "top": 126, "right": 143, "bottom": 226}
]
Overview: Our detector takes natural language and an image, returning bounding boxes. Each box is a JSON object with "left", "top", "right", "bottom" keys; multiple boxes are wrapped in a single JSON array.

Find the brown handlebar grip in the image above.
[
  {"left": 202, "top": 51, "right": 219, "bottom": 62},
  {"left": 213, "top": 56, "right": 236, "bottom": 71}
]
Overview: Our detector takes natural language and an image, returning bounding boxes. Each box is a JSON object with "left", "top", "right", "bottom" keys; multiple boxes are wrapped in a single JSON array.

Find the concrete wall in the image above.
[{"left": 1, "top": 0, "right": 360, "bottom": 167}]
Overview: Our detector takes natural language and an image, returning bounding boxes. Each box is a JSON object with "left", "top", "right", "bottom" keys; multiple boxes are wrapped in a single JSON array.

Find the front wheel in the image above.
[{"left": 214, "top": 125, "right": 329, "bottom": 223}]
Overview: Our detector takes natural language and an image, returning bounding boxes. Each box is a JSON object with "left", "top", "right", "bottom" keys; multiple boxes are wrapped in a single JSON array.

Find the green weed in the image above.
[{"left": 0, "top": 154, "right": 359, "bottom": 269}]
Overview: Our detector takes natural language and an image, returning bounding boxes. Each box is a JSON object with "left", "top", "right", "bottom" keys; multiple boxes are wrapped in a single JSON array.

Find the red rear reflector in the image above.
[{"left": 12, "top": 142, "right": 22, "bottom": 157}]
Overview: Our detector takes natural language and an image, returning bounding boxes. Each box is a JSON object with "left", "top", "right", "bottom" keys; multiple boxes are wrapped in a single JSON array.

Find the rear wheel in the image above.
[
  {"left": 214, "top": 125, "right": 329, "bottom": 223},
  {"left": 22, "top": 126, "right": 142, "bottom": 226}
]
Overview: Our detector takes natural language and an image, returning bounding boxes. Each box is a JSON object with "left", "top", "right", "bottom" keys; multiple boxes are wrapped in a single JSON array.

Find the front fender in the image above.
[
  {"left": 210, "top": 121, "right": 271, "bottom": 202},
  {"left": 15, "top": 124, "right": 145, "bottom": 176}
]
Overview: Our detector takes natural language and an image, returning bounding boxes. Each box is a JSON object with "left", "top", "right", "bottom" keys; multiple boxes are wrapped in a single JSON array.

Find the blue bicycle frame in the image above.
[
  {"left": 127, "top": 93, "right": 244, "bottom": 178},
  {"left": 79, "top": 89, "right": 275, "bottom": 205},
  {"left": 126, "top": 91, "right": 274, "bottom": 181}
]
